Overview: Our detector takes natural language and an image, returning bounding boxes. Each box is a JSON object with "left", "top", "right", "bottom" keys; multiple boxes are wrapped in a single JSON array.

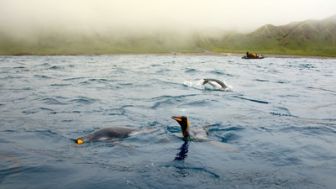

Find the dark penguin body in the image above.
[
  {"left": 87, "top": 127, "right": 135, "bottom": 141},
  {"left": 74, "top": 127, "right": 135, "bottom": 144}
]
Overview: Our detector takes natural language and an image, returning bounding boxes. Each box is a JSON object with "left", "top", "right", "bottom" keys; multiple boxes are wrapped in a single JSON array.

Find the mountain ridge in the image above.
[{"left": 207, "top": 15, "right": 336, "bottom": 56}]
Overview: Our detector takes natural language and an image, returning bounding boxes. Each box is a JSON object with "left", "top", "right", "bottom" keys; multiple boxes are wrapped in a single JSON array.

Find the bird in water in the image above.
[
  {"left": 171, "top": 116, "right": 238, "bottom": 152},
  {"left": 73, "top": 127, "right": 151, "bottom": 145},
  {"left": 171, "top": 116, "right": 208, "bottom": 142}
]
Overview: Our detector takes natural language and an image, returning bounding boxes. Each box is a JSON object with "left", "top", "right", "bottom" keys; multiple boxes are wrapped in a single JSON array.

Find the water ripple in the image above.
[
  {"left": 0, "top": 55, "right": 335, "bottom": 189},
  {"left": 184, "top": 68, "right": 197, "bottom": 73},
  {"left": 70, "top": 96, "right": 97, "bottom": 105},
  {"left": 233, "top": 95, "right": 269, "bottom": 104},
  {"left": 40, "top": 97, "right": 67, "bottom": 105},
  {"left": 48, "top": 65, "right": 63, "bottom": 70}
]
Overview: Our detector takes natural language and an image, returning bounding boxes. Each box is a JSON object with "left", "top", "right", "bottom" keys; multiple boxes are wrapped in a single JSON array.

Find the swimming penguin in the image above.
[
  {"left": 202, "top": 78, "right": 228, "bottom": 90},
  {"left": 171, "top": 116, "right": 238, "bottom": 152},
  {"left": 171, "top": 116, "right": 208, "bottom": 142},
  {"left": 73, "top": 127, "right": 136, "bottom": 145}
]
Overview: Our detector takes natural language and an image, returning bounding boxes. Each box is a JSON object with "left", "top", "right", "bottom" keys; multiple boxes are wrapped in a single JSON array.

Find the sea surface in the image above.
[{"left": 0, "top": 55, "right": 335, "bottom": 189}]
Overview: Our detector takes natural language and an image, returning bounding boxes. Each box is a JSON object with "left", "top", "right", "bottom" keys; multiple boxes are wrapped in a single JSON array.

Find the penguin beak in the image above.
[{"left": 172, "top": 116, "right": 182, "bottom": 122}]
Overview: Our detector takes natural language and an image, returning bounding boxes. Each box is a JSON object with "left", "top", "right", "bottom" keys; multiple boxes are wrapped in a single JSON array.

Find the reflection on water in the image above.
[{"left": 175, "top": 141, "right": 189, "bottom": 161}]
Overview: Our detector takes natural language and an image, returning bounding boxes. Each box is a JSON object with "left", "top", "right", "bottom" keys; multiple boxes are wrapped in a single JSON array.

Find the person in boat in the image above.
[{"left": 246, "top": 52, "right": 258, "bottom": 58}]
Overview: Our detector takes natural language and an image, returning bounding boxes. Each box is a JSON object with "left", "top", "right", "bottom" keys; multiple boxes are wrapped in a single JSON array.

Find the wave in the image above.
[
  {"left": 184, "top": 68, "right": 198, "bottom": 73},
  {"left": 299, "top": 63, "right": 316, "bottom": 69},
  {"left": 41, "top": 97, "right": 67, "bottom": 105},
  {"left": 70, "top": 96, "right": 97, "bottom": 105},
  {"left": 181, "top": 99, "right": 215, "bottom": 107},
  {"left": 209, "top": 70, "right": 234, "bottom": 77},
  {"left": 40, "top": 107, "right": 55, "bottom": 112},
  {"left": 163, "top": 164, "right": 220, "bottom": 179},
  {"left": 22, "top": 109, "right": 38, "bottom": 115},
  {"left": 155, "top": 68, "right": 172, "bottom": 74},
  {"left": 150, "top": 94, "right": 201, "bottom": 109},
  {"left": 219, "top": 132, "right": 241, "bottom": 143},
  {"left": 151, "top": 98, "right": 179, "bottom": 109},
  {"left": 205, "top": 123, "right": 244, "bottom": 143},
  {"left": 270, "top": 106, "right": 296, "bottom": 117},
  {"left": 63, "top": 77, "right": 85, "bottom": 81},
  {"left": 233, "top": 95, "right": 269, "bottom": 104},
  {"left": 207, "top": 124, "right": 244, "bottom": 133},
  {"left": 307, "top": 86, "right": 336, "bottom": 95},
  {"left": 48, "top": 65, "right": 63, "bottom": 70},
  {"left": 280, "top": 125, "right": 336, "bottom": 135},
  {"left": 254, "top": 79, "right": 269, "bottom": 82},
  {"left": 276, "top": 80, "right": 290, "bottom": 84},
  {"left": 34, "top": 75, "right": 52, "bottom": 79},
  {"left": 79, "top": 78, "right": 116, "bottom": 86},
  {"left": 26, "top": 129, "right": 61, "bottom": 136},
  {"left": 88, "top": 78, "right": 110, "bottom": 83},
  {"left": 50, "top": 83, "right": 72, "bottom": 87},
  {"left": 209, "top": 70, "right": 225, "bottom": 75},
  {"left": 0, "top": 163, "right": 25, "bottom": 179}
]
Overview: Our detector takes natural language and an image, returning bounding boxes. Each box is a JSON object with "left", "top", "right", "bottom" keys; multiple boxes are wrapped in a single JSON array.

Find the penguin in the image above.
[
  {"left": 202, "top": 79, "right": 228, "bottom": 90},
  {"left": 171, "top": 116, "right": 208, "bottom": 142},
  {"left": 73, "top": 127, "right": 136, "bottom": 145},
  {"left": 171, "top": 116, "right": 238, "bottom": 152}
]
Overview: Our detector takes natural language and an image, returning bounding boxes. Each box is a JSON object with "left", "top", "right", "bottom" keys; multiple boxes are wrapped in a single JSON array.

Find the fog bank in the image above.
[{"left": 1, "top": 0, "right": 335, "bottom": 37}]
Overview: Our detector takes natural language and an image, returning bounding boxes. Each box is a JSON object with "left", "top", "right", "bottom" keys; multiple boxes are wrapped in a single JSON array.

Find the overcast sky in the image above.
[{"left": 1, "top": 0, "right": 335, "bottom": 34}]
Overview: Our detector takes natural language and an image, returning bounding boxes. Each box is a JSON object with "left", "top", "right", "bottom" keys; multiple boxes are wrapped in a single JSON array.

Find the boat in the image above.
[
  {"left": 242, "top": 55, "right": 264, "bottom": 59},
  {"left": 242, "top": 52, "right": 265, "bottom": 59}
]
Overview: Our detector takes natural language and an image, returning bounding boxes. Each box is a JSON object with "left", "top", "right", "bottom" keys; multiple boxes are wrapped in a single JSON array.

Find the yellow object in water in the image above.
[{"left": 75, "top": 137, "right": 85, "bottom": 145}]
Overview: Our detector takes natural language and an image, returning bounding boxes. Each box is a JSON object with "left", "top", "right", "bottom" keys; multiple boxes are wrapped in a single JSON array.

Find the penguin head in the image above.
[
  {"left": 172, "top": 116, "right": 190, "bottom": 138},
  {"left": 74, "top": 137, "right": 85, "bottom": 145}
]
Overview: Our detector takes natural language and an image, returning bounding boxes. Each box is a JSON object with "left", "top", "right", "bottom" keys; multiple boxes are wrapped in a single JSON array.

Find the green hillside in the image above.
[
  {"left": 205, "top": 15, "right": 336, "bottom": 56},
  {"left": 1, "top": 15, "right": 336, "bottom": 56}
]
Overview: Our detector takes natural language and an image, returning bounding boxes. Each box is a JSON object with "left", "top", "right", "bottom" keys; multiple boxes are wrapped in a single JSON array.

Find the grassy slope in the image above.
[{"left": 1, "top": 16, "right": 336, "bottom": 56}]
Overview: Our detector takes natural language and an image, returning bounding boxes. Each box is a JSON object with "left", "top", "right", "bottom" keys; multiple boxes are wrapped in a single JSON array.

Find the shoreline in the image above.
[{"left": 0, "top": 52, "right": 335, "bottom": 59}]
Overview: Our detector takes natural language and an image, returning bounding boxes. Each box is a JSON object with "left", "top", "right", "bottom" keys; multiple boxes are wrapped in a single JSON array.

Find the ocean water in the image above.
[{"left": 0, "top": 55, "right": 335, "bottom": 189}]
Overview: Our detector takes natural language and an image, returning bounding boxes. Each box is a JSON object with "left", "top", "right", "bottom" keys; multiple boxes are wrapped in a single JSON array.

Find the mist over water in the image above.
[{"left": 1, "top": 0, "right": 336, "bottom": 38}]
